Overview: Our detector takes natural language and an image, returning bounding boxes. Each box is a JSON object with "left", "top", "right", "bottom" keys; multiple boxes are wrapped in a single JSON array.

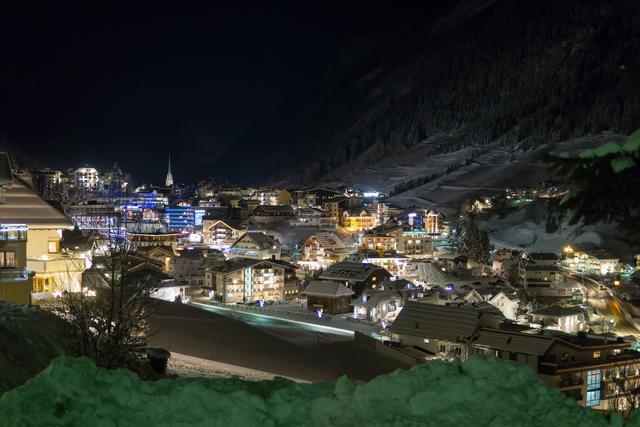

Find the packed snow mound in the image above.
[
  {"left": 0, "top": 356, "right": 626, "bottom": 427},
  {"left": 0, "top": 302, "right": 68, "bottom": 394}
]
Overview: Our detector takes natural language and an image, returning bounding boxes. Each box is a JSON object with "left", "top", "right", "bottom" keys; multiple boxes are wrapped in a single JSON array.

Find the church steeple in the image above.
[{"left": 165, "top": 154, "right": 174, "bottom": 187}]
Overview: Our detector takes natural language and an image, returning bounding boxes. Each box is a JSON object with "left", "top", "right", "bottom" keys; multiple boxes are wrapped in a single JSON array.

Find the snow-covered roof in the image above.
[
  {"left": 302, "top": 280, "right": 354, "bottom": 297},
  {"left": 0, "top": 175, "right": 73, "bottom": 229}
]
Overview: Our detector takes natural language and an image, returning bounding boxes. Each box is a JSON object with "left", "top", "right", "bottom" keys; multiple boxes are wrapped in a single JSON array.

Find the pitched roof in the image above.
[
  {"left": 528, "top": 252, "right": 559, "bottom": 261},
  {"left": 233, "top": 232, "right": 280, "bottom": 250},
  {"left": 474, "top": 329, "right": 556, "bottom": 356},
  {"left": 253, "top": 205, "right": 295, "bottom": 215},
  {"left": 0, "top": 175, "right": 73, "bottom": 229},
  {"left": 305, "top": 232, "right": 345, "bottom": 249},
  {"left": 217, "top": 257, "right": 283, "bottom": 274},
  {"left": 302, "top": 280, "right": 354, "bottom": 297},
  {"left": 531, "top": 305, "right": 585, "bottom": 318},
  {"left": 203, "top": 218, "right": 243, "bottom": 231},
  {"left": 319, "top": 261, "right": 389, "bottom": 282},
  {"left": 389, "top": 301, "right": 486, "bottom": 342},
  {"left": 351, "top": 289, "right": 400, "bottom": 307}
]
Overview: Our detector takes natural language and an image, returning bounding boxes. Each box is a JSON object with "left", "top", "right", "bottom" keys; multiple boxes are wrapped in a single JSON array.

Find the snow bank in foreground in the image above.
[
  {"left": 0, "top": 356, "right": 628, "bottom": 427},
  {"left": 0, "top": 302, "right": 68, "bottom": 394}
]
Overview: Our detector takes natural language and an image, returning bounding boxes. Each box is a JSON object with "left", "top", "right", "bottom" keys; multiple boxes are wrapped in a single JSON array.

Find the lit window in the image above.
[
  {"left": 586, "top": 390, "right": 600, "bottom": 407},
  {"left": 593, "top": 351, "right": 601, "bottom": 359},
  {"left": 48, "top": 240, "right": 59, "bottom": 254}
]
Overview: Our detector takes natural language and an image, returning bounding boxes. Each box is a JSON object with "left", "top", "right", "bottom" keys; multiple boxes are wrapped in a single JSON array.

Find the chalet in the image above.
[
  {"left": 302, "top": 280, "right": 354, "bottom": 314},
  {"left": 358, "top": 251, "right": 409, "bottom": 276},
  {"left": 318, "top": 261, "right": 391, "bottom": 294},
  {"left": 488, "top": 291, "right": 520, "bottom": 320},
  {"left": 225, "top": 232, "right": 281, "bottom": 260},
  {"left": 341, "top": 209, "right": 376, "bottom": 232},
  {"left": 389, "top": 301, "right": 502, "bottom": 359},
  {"left": 0, "top": 166, "right": 84, "bottom": 297},
  {"left": 206, "top": 258, "right": 285, "bottom": 303},
  {"left": 298, "top": 232, "right": 354, "bottom": 270},
  {"left": 351, "top": 289, "right": 403, "bottom": 322},
  {"left": 530, "top": 305, "right": 586, "bottom": 333},
  {"left": 202, "top": 218, "right": 244, "bottom": 249},
  {"left": 251, "top": 205, "right": 295, "bottom": 224}
]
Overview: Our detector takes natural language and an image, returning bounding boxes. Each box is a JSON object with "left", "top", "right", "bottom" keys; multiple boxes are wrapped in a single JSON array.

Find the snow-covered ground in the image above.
[
  {"left": 481, "top": 203, "right": 633, "bottom": 259},
  {"left": 167, "top": 352, "right": 310, "bottom": 383},
  {"left": 0, "top": 356, "right": 616, "bottom": 426},
  {"left": 320, "top": 132, "right": 624, "bottom": 215}
]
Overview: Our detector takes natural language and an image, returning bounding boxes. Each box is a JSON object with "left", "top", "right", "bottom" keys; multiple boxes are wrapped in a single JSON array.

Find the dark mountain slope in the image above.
[{"left": 238, "top": 0, "right": 640, "bottom": 185}]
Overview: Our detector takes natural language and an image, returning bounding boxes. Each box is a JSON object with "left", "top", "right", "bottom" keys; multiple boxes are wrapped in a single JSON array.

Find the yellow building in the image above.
[
  {"left": 0, "top": 172, "right": 84, "bottom": 298},
  {"left": 0, "top": 224, "right": 34, "bottom": 304},
  {"left": 206, "top": 258, "right": 285, "bottom": 303},
  {"left": 341, "top": 209, "right": 377, "bottom": 232}
]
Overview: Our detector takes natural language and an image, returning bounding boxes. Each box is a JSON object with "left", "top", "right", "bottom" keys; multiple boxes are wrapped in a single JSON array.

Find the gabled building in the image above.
[
  {"left": 341, "top": 209, "right": 377, "bottom": 233},
  {"left": 351, "top": 289, "right": 403, "bottom": 322},
  {"left": 225, "top": 231, "right": 282, "bottom": 260},
  {"left": 358, "top": 251, "right": 409, "bottom": 276},
  {"left": 488, "top": 291, "right": 520, "bottom": 320},
  {"left": 318, "top": 261, "right": 391, "bottom": 294},
  {"left": 301, "top": 280, "right": 354, "bottom": 314},
  {"left": 206, "top": 258, "right": 285, "bottom": 303},
  {"left": 202, "top": 218, "right": 244, "bottom": 249},
  {"left": 0, "top": 167, "right": 84, "bottom": 298},
  {"left": 530, "top": 305, "right": 586, "bottom": 333},
  {"left": 389, "top": 301, "right": 502, "bottom": 359},
  {"left": 298, "top": 232, "right": 354, "bottom": 270},
  {"left": 471, "top": 329, "right": 640, "bottom": 411},
  {"left": 251, "top": 205, "right": 295, "bottom": 224}
]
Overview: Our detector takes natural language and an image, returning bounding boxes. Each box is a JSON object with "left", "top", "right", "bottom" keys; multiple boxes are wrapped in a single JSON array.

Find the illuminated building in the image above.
[
  {"left": 341, "top": 209, "right": 376, "bottom": 232},
  {"left": 251, "top": 205, "right": 295, "bottom": 224},
  {"left": 202, "top": 219, "right": 244, "bottom": 249},
  {"left": 298, "top": 232, "right": 354, "bottom": 270},
  {"left": 424, "top": 210, "right": 445, "bottom": 235},
  {"left": 359, "top": 251, "right": 409, "bottom": 276},
  {"left": 165, "top": 205, "right": 195, "bottom": 232},
  {"left": 65, "top": 203, "right": 119, "bottom": 232},
  {"left": 301, "top": 280, "right": 354, "bottom": 314},
  {"left": 73, "top": 167, "right": 100, "bottom": 190},
  {"left": 318, "top": 261, "right": 391, "bottom": 294},
  {"left": 362, "top": 225, "right": 433, "bottom": 257},
  {"left": 252, "top": 188, "right": 291, "bottom": 206},
  {"left": 0, "top": 223, "right": 33, "bottom": 304},
  {"left": 128, "top": 231, "right": 179, "bottom": 252},
  {"left": 562, "top": 244, "right": 620, "bottom": 276},
  {"left": 206, "top": 258, "right": 285, "bottom": 303},
  {"left": 225, "top": 232, "right": 281, "bottom": 260},
  {"left": 0, "top": 165, "right": 83, "bottom": 298}
]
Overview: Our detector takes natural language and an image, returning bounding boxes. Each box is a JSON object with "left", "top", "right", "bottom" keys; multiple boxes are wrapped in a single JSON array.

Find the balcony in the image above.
[
  {"left": 559, "top": 377, "right": 584, "bottom": 388},
  {"left": 0, "top": 268, "right": 32, "bottom": 282}
]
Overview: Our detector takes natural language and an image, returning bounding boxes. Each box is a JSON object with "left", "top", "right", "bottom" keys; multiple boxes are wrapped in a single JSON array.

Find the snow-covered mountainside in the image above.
[
  {"left": 241, "top": 0, "right": 640, "bottom": 188},
  {"left": 0, "top": 356, "right": 621, "bottom": 427}
]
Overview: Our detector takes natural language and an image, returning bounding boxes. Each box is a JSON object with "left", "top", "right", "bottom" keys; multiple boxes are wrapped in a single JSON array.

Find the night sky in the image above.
[{"left": 0, "top": 1, "right": 447, "bottom": 185}]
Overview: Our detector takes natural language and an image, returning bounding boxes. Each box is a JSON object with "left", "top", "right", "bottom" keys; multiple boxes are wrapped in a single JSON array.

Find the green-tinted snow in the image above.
[
  {"left": 623, "top": 129, "right": 640, "bottom": 152},
  {"left": 579, "top": 141, "right": 622, "bottom": 159},
  {"left": 610, "top": 156, "right": 636, "bottom": 173},
  {"left": 0, "top": 356, "right": 633, "bottom": 427},
  {"left": 0, "top": 303, "right": 68, "bottom": 395}
]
